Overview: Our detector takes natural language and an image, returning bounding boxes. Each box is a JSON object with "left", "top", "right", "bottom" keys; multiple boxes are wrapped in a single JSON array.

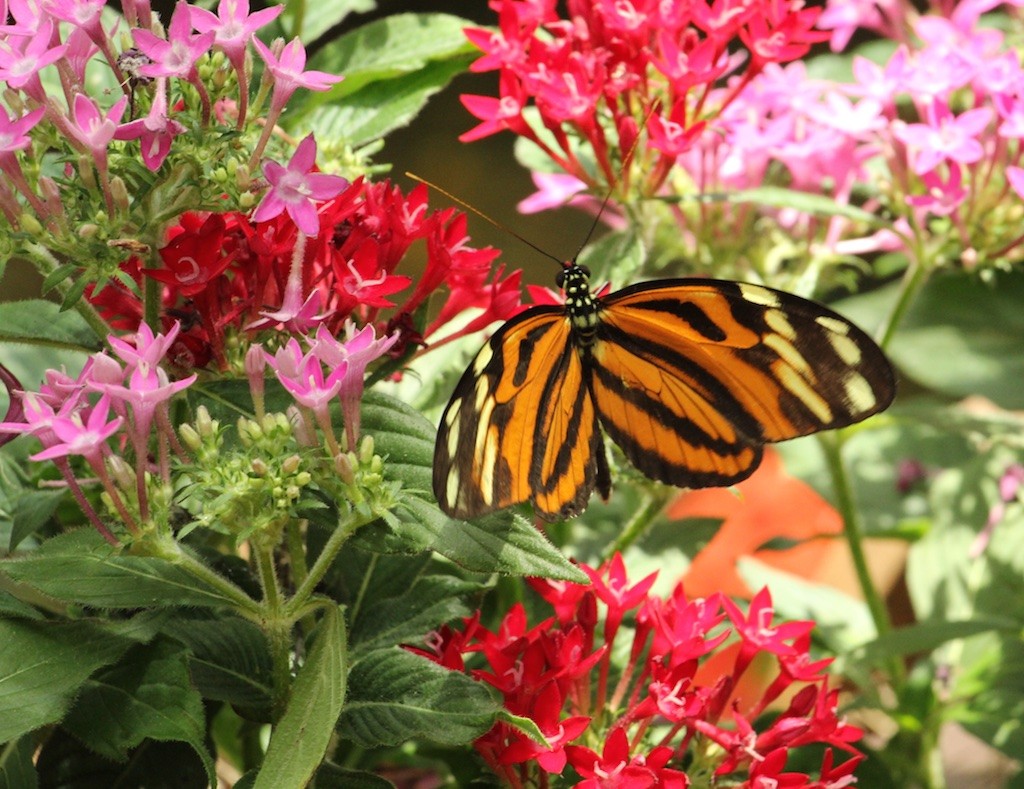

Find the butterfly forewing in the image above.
[
  {"left": 433, "top": 308, "right": 600, "bottom": 520},
  {"left": 591, "top": 279, "right": 895, "bottom": 487}
]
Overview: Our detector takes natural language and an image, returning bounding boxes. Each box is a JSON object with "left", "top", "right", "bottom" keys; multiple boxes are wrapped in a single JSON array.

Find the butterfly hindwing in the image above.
[
  {"left": 433, "top": 307, "right": 601, "bottom": 520},
  {"left": 591, "top": 279, "right": 895, "bottom": 487}
]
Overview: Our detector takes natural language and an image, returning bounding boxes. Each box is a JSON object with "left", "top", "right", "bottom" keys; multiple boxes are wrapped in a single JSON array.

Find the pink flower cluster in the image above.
[
  {"left": 414, "top": 555, "right": 862, "bottom": 787},
  {"left": 0, "top": 323, "right": 195, "bottom": 544},
  {"left": 89, "top": 177, "right": 519, "bottom": 371},
  {"left": 460, "top": 0, "right": 827, "bottom": 194}
]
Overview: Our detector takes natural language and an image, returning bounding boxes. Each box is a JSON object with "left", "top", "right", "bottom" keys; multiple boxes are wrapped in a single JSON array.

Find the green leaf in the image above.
[
  {"left": 2, "top": 529, "right": 254, "bottom": 609},
  {"left": 349, "top": 574, "right": 478, "bottom": 657},
  {"left": 35, "top": 729, "right": 210, "bottom": 788},
  {"left": 340, "top": 648, "right": 500, "bottom": 747},
  {"left": 682, "top": 186, "right": 886, "bottom": 226},
  {"left": 0, "top": 300, "right": 100, "bottom": 350},
  {"left": 61, "top": 638, "right": 214, "bottom": 785},
  {"left": 851, "top": 619, "right": 1017, "bottom": 668},
  {"left": 578, "top": 228, "right": 645, "bottom": 284},
  {"left": 285, "top": 0, "right": 375, "bottom": 45},
  {"left": 9, "top": 488, "right": 65, "bottom": 550},
  {"left": 308, "top": 56, "right": 472, "bottom": 148},
  {"left": 0, "top": 618, "right": 138, "bottom": 741},
  {"left": 307, "top": 13, "right": 476, "bottom": 98},
  {"left": 0, "top": 736, "right": 38, "bottom": 789},
  {"left": 358, "top": 497, "right": 585, "bottom": 581},
  {"left": 161, "top": 614, "right": 274, "bottom": 713},
  {"left": 254, "top": 606, "right": 347, "bottom": 789},
  {"left": 872, "top": 270, "right": 1024, "bottom": 408},
  {"left": 313, "top": 763, "right": 395, "bottom": 789}
]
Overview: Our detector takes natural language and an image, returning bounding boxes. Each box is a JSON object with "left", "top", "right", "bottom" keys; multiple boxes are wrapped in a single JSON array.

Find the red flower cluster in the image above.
[
  {"left": 88, "top": 179, "right": 519, "bottom": 370},
  {"left": 462, "top": 0, "right": 828, "bottom": 193},
  {"left": 416, "top": 555, "right": 862, "bottom": 787}
]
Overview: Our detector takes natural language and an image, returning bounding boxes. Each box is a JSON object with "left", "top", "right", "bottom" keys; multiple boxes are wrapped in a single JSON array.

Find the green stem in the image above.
[
  {"left": 23, "top": 241, "right": 110, "bottom": 343},
  {"left": 604, "top": 486, "right": 675, "bottom": 561},
  {"left": 283, "top": 507, "right": 376, "bottom": 620},
  {"left": 163, "top": 540, "right": 263, "bottom": 619},
  {"left": 285, "top": 520, "right": 317, "bottom": 636},
  {"left": 253, "top": 540, "right": 293, "bottom": 720},
  {"left": 877, "top": 242, "right": 930, "bottom": 350},
  {"left": 819, "top": 432, "right": 905, "bottom": 687}
]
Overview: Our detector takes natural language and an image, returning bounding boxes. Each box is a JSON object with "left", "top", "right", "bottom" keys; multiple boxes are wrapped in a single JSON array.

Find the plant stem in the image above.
[
  {"left": 604, "top": 486, "right": 674, "bottom": 561},
  {"left": 877, "top": 242, "right": 929, "bottom": 350},
  {"left": 253, "top": 540, "right": 294, "bottom": 720},
  {"left": 285, "top": 520, "right": 317, "bottom": 636},
  {"left": 153, "top": 536, "right": 262, "bottom": 619},
  {"left": 819, "top": 432, "right": 906, "bottom": 687}
]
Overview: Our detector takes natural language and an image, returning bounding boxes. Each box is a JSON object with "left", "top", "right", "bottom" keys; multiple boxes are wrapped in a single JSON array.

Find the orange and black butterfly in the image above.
[{"left": 432, "top": 261, "right": 896, "bottom": 521}]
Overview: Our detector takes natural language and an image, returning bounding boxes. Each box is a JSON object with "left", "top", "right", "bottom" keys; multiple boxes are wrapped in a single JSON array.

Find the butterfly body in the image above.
[{"left": 434, "top": 263, "right": 895, "bottom": 521}]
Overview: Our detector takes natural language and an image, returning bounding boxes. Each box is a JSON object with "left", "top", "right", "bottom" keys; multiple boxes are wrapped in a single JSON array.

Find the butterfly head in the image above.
[{"left": 557, "top": 262, "right": 600, "bottom": 337}]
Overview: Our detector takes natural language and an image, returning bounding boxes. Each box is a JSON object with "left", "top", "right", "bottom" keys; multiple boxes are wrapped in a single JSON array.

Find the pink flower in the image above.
[
  {"left": 906, "top": 162, "right": 967, "bottom": 216},
  {"left": 42, "top": 0, "right": 105, "bottom": 43},
  {"left": 893, "top": 102, "right": 993, "bottom": 175},
  {"left": 115, "top": 78, "right": 187, "bottom": 170},
  {"left": 1007, "top": 165, "right": 1024, "bottom": 200},
  {"left": 0, "top": 20, "right": 66, "bottom": 101},
  {"left": 253, "top": 134, "right": 348, "bottom": 237},
  {"left": 31, "top": 394, "right": 123, "bottom": 464},
  {"left": 251, "top": 36, "right": 343, "bottom": 116},
  {"left": 67, "top": 93, "right": 128, "bottom": 168},
  {"left": 0, "top": 105, "right": 44, "bottom": 162},
  {"left": 189, "top": 0, "right": 282, "bottom": 71},
  {"left": 516, "top": 172, "right": 589, "bottom": 214},
  {"left": 134, "top": 1, "right": 215, "bottom": 79}
]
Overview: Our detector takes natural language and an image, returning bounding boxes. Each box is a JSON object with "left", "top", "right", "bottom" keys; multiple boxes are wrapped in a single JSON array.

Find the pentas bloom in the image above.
[
  {"left": 88, "top": 178, "right": 516, "bottom": 372},
  {"left": 461, "top": 0, "right": 828, "bottom": 195},
  {"left": 414, "top": 556, "right": 863, "bottom": 786},
  {"left": 0, "top": 323, "right": 196, "bottom": 543}
]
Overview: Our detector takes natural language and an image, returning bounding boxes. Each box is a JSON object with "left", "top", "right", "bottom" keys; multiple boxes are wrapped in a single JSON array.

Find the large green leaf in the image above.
[
  {"left": 349, "top": 574, "right": 478, "bottom": 657},
  {"left": 340, "top": 648, "right": 499, "bottom": 747},
  {"left": 1, "top": 529, "right": 253, "bottom": 609},
  {"left": 0, "top": 300, "right": 100, "bottom": 350},
  {"left": 307, "top": 13, "right": 476, "bottom": 98},
  {"left": 161, "top": 614, "right": 274, "bottom": 713},
  {"left": 865, "top": 270, "right": 1024, "bottom": 408},
  {"left": 254, "top": 606, "right": 347, "bottom": 789},
  {"left": 61, "top": 639, "right": 214, "bottom": 785},
  {"left": 282, "top": 0, "right": 375, "bottom": 45},
  {"left": 0, "top": 736, "right": 37, "bottom": 789},
  {"left": 0, "top": 618, "right": 140, "bottom": 741},
  {"left": 309, "top": 56, "right": 472, "bottom": 148}
]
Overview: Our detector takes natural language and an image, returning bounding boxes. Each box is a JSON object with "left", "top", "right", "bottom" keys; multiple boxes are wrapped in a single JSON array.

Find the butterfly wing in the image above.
[
  {"left": 589, "top": 279, "right": 895, "bottom": 488},
  {"left": 433, "top": 306, "right": 601, "bottom": 521}
]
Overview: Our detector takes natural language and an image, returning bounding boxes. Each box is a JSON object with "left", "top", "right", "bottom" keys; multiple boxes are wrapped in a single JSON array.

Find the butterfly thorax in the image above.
[{"left": 558, "top": 263, "right": 600, "bottom": 346}]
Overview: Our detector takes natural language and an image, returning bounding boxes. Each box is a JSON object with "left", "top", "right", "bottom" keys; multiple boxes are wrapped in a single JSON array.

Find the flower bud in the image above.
[
  {"left": 195, "top": 406, "right": 216, "bottom": 438},
  {"left": 179, "top": 423, "right": 202, "bottom": 451},
  {"left": 335, "top": 452, "right": 355, "bottom": 485},
  {"left": 251, "top": 458, "right": 269, "bottom": 476},
  {"left": 19, "top": 213, "right": 43, "bottom": 235},
  {"left": 359, "top": 435, "right": 375, "bottom": 465},
  {"left": 110, "top": 176, "right": 130, "bottom": 213},
  {"left": 282, "top": 454, "right": 301, "bottom": 475}
]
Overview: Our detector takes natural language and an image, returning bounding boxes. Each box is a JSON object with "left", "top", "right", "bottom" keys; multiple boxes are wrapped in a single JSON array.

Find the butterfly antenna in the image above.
[
  {"left": 569, "top": 101, "right": 662, "bottom": 262},
  {"left": 406, "top": 172, "right": 567, "bottom": 268}
]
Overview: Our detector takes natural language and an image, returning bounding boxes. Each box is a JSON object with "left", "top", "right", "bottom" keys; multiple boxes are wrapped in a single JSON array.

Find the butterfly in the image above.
[{"left": 432, "top": 260, "right": 896, "bottom": 522}]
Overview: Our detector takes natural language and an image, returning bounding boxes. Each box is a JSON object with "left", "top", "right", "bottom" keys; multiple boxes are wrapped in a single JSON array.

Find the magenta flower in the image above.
[
  {"left": 1007, "top": 166, "right": 1024, "bottom": 200},
  {"left": 894, "top": 102, "right": 993, "bottom": 175},
  {"left": 906, "top": 162, "right": 967, "bottom": 217},
  {"left": 266, "top": 338, "right": 348, "bottom": 417},
  {"left": 253, "top": 134, "right": 348, "bottom": 237},
  {"left": 31, "top": 394, "right": 123, "bottom": 464},
  {"left": 107, "top": 322, "right": 182, "bottom": 372},
  {"left": 134, "top": 0, "right": 215, "bottom": 79},
  {"left": 115, "top": 78, "right": 187, "bottom": 171},
  {"left": 309, "top": 322, "right": 398, "bottom": 446},
  {"left": 0, "top": 105, "right": 44, "bottom": 163},
  {"left": 189, "top": 0, "right": 282, "bottom": 71},
  {"left": 0, "top": 20, "right": 67, "bottom": 101},
  {"left": 43, "top": 0, "right": 105, "bottom": 43},
  {"left": 67, "top": 93, "right": 128, "bottom": 176},
  {"left": 516, "top": 172, "right": 588, "bottom": 215},
  {"left": 251, "top": 36, "right": 344, "bottom": 117}
]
